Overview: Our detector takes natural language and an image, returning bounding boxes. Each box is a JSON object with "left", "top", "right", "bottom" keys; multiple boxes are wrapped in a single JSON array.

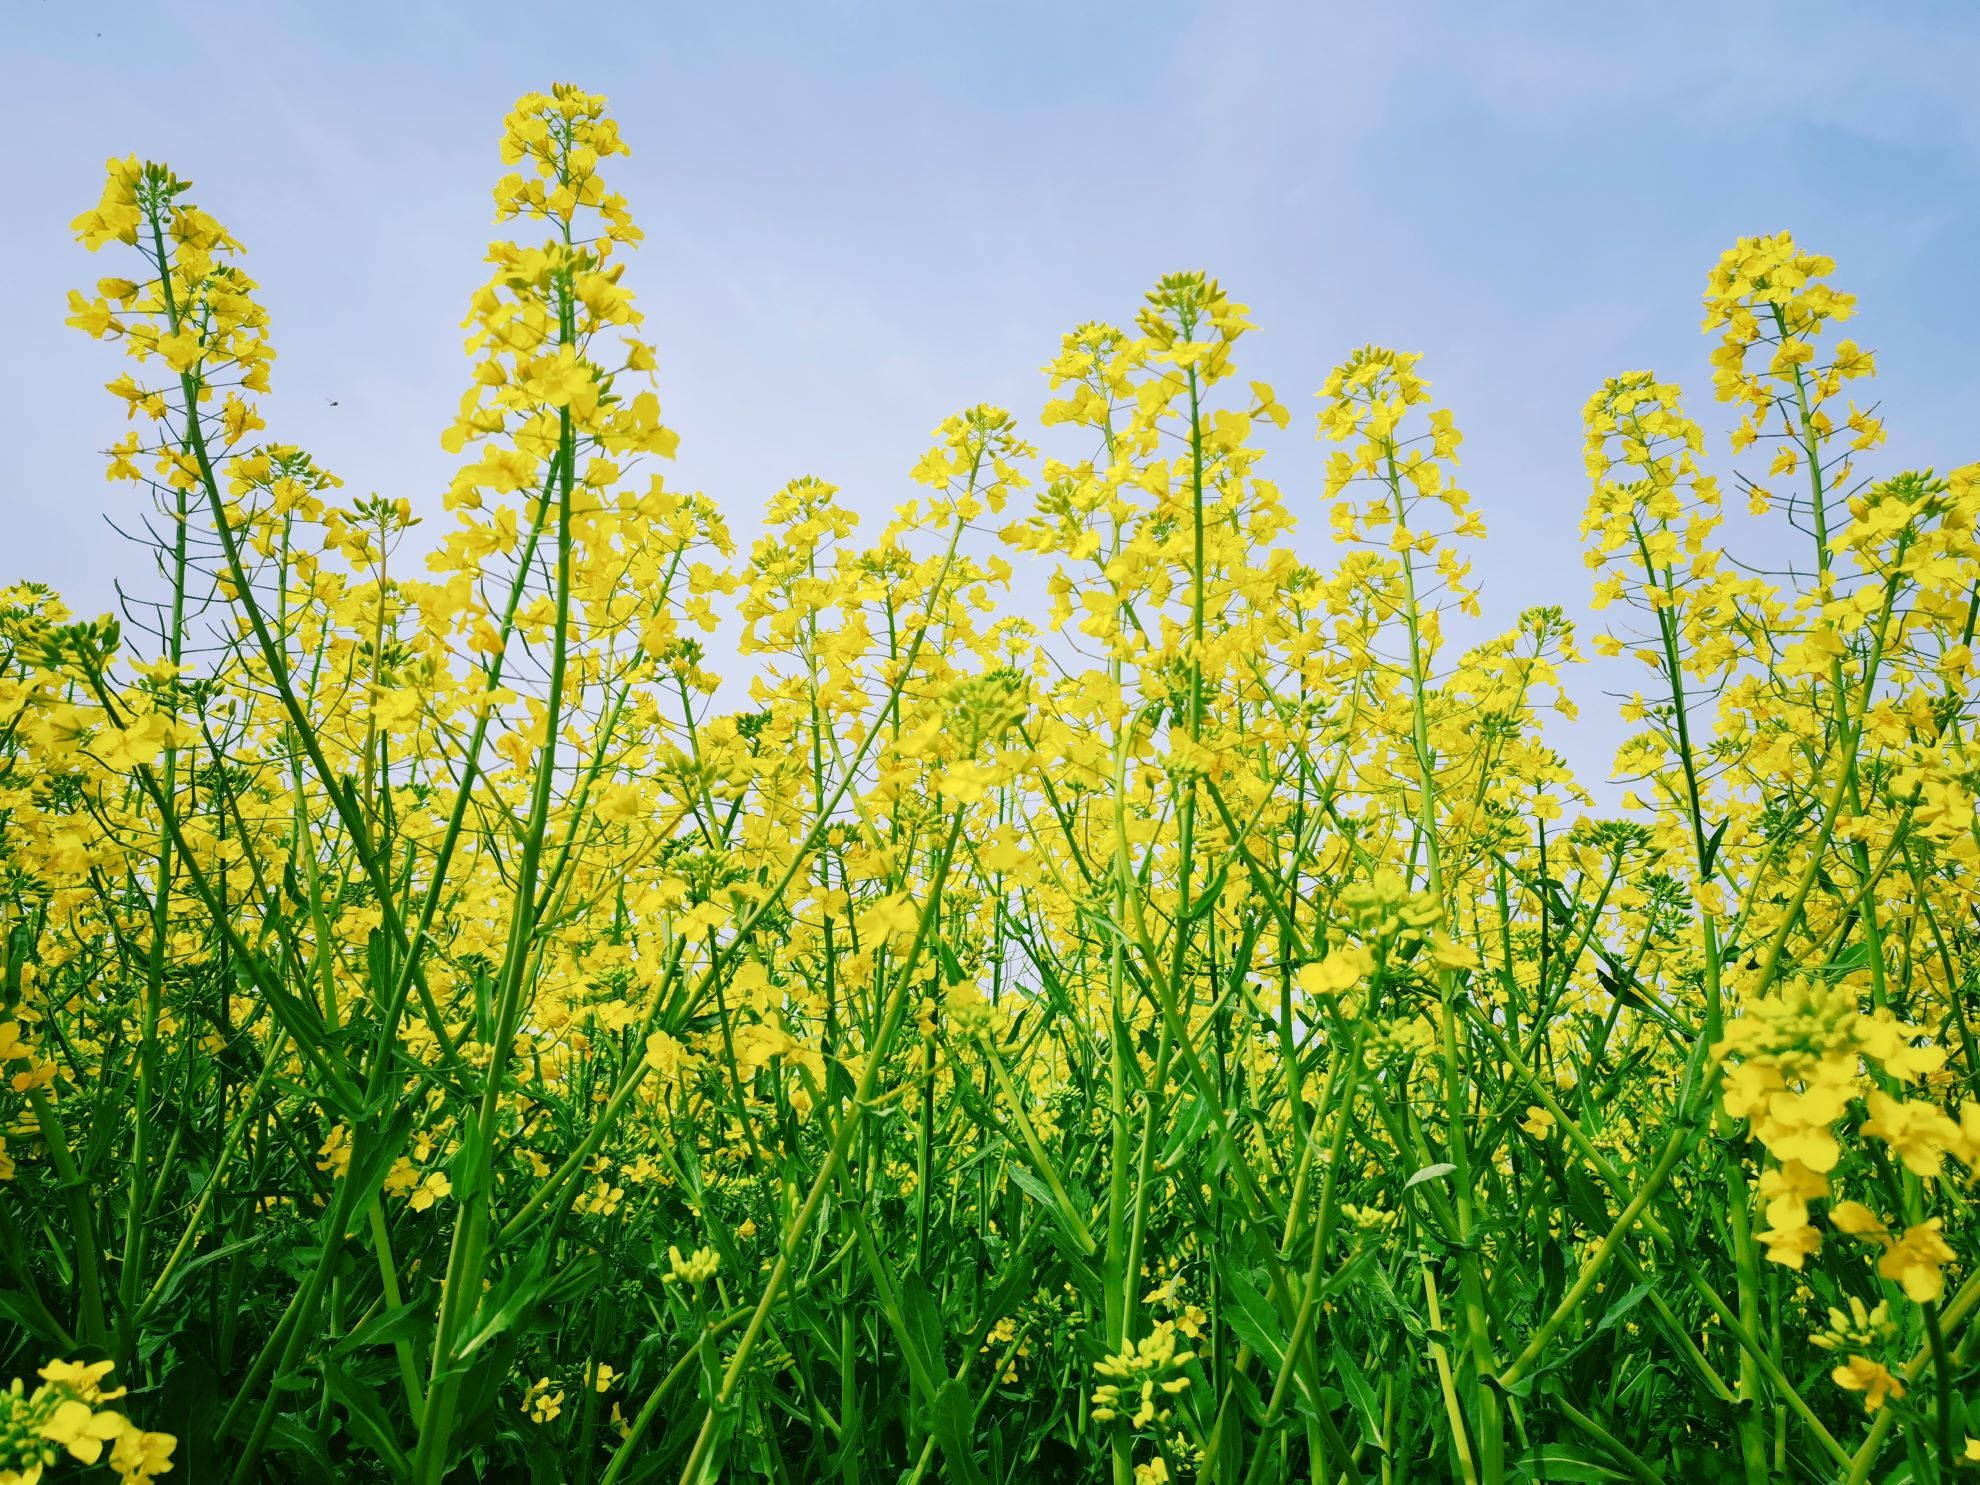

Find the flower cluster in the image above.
[
  {"left": 0, "top": 1363, "right": 174, "bottom": 1484},
  {"left": 1090, "top": 1321, "right": 1195, "bottom": 1430}
]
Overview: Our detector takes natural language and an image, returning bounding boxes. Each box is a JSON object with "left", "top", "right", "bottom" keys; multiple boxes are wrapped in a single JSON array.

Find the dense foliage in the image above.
[{"left": 4, "top": 84, "right": 1979, "bottom": 1483}]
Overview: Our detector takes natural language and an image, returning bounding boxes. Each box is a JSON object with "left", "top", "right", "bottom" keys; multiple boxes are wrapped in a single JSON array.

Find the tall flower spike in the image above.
[
  {"left": 444, "top": 85, "right": 672, "bottom": 502},
  {"left": 70, "top": 158, "right": 277, "bottom": 493},
  {"left": 1702, "top": 231, "right": 1879, "bottom": 512}
]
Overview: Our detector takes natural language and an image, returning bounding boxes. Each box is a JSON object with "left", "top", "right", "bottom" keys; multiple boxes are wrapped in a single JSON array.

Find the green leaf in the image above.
[
  {"left": 332, "top": 1297, "right": 434, "bottom": 1360},
  {"left": 142, "top": 1235, "right": 262, "bottom": 1322},
  {"left": 1405, "top": 1162, "right": 1456, "bottom": 1189},
  {"left": 1214, "top": 1257, "right": 1287, "bottom": 1373},
  {"left": 1593, "top": 1282, "right": 1653, "bottom": 1337},
  {"left": 1003, "top": 1161, "right": 1090, "bottom": 1257},
  {"left": 1184, "top": 864, "right": 1230, "bottom": 921},
  {"left": 1159, "top": 1094, "right": 1217, "bottom": 1171},
  {"left": 1318, "top": 1243, "right": 1379, "bottom": 1301},
  {"left": 252, "top": 970, "right": 362, "bottom": 1116},
  {"left": 930, "top": 1377, "right": 988, "bottom": 1485},
  {"left": 1329, "top": 1341, "right": 1385, "bottom": 1449},
  {"left": 342, "top": 1105, "right": 418, "bottom": 1215},
  {"left": 323, "top": 1359, "right": 413, "bottom": 1481},
  {"left": 1511, "top": 1445, "right": 1627, "bottom": 1481},
  {"left": 1700, "top": 816, "right": 1730, "bottom": 878},
  {"left": 262, "top": 1413, "right": 339, "bottom": 1485},
  {"left": 937, "top": 933, "right": 967, "bottom": 986},
  {"left": 0, "top": 1288, "right": 69, "bottom": 1347},
  {"left": 452, "top": 1247, "right": 549, "bottom": 1364},
  {"left": 365, "top": 926, "right": 396, "bottom": 1003},
  {"left": 901, "top": 1276, "right": 948, "bottom": 1388}
]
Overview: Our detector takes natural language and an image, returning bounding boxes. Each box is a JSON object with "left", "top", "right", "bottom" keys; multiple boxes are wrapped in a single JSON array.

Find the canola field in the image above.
[{"left": 2, "top": 84, "right": 1977, "bottom": 1485}]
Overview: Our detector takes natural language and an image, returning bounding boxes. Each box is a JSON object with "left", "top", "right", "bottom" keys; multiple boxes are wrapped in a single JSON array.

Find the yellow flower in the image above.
[
  {"left": 1830, "top": 1354, "right": 1904, "bottom": 1413},
  {"left": 1429, "top": 935, "right": 1478, "bottom": 971},
  {"left": 1828, "top": 1201, "right": 1890, "bottom": 1241},
  {"left": 1861, "top": 1092, "right": 1959, "bottom": 1178},
  {"left": 39, "top": 1398, "right": 124, "bottom": 1464},
  {"left": 1811, "top": 1297, "right": 1894, "bottom": 1353},
  {"left": 316, "top": 1125, "right": 352, "bottom": 1178},
  {"left": 1877, "top": 1220, "right": 1957, "bottom": 1304},
  {"left": 1090, "top": 1321, "right": 1194, "bottom": 1428},
  {"left": 107, "top": 1421, "right": 177, "bottom": 1483},
  {"left": 1757, "top": 1160, "right": 1828, "bottom": 1234},
  {"left": 644, "top": 1030, "right": 695, "bottom": 1079},
  {"left": 663, "top": 1245, "right": 720, "bottom": 1287},
  {"left": 576, "top": 1179, "right": 625, "bottom": 1217},
  {"left": 521, "top": 1377, "right": 565, "bottom": 1425},
  {"left": 1756, "top": 1222, "right": 1822, "bottom": 1270},
  {"left": 598, "top": 782, "right": 646, "bottom": 823},
  {"left": 37, "top": 1360, "right": 123, "bottom": 1403},
  {"left": 155, "top": 329, "right": 202, "bottom": 373},
  {"left": 1296, "top": 943, "right": 1373, "bottom": 997}
]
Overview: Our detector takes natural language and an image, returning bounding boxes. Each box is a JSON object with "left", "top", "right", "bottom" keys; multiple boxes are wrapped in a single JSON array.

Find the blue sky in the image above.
[{"left": 5, "top": 1, "right": 1977, "bottom": 787}]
